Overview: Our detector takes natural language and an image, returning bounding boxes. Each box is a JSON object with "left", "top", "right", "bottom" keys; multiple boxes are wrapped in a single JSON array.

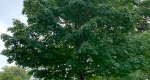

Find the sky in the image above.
[{"left": 0, "top": 0, "right": 27, "bottom": 70}]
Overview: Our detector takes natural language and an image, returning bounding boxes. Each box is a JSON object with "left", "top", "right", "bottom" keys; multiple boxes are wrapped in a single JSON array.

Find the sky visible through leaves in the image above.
[{"left": 0, "top": 0, "right": 27, "bottom": 70}]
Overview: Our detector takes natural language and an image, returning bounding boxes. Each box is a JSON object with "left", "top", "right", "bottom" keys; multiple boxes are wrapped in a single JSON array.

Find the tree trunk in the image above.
[
  {"left": 106, "top": 77, "right": 109, "bottom": 80},
  {"left": 80, "top": 71, "right": 84, "bottom": 80}
]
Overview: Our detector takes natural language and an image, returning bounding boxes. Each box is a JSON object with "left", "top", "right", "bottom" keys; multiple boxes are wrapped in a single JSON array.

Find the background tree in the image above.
[
  {"left": 0, "top": 66, "right": 30, "bottom": 80},
  {"left": 1, "top": 0, "right": 150, "bottom": 80}
]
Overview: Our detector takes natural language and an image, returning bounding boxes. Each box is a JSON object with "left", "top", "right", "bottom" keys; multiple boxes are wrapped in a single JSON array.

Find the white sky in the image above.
[{"left": 0, "top": 0, "right": 27, "bottom": 70}]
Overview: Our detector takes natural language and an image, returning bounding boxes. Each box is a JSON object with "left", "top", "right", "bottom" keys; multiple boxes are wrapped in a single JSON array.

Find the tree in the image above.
[
  {"left": 1, "top": 0, "right": 150, "bottom": 80},
  {"left": 0, "top": 66, "right": 30, "bottom": 80}
]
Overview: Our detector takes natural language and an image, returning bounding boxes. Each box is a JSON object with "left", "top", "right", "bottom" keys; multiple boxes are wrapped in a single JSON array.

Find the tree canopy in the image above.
[{"left": 1, "top": 0, "right": 150, "bottom": 80}]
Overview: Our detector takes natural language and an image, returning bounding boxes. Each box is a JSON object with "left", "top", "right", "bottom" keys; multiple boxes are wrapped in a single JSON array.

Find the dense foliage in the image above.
[{"left": 1, "top": 0, "right": 150, "bottom": 80}]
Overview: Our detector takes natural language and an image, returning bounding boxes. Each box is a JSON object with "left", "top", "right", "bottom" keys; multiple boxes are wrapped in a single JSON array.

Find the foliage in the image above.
[
  {"left": 0, "top": 66, "right": 30, "bottom": 80},
  {"left": 135, "top": 0, "right": 150, "bottom": 31},
  {"left": 1, "top": 0, "right": 150, "bottom": 80},
  {"left": 100, "top": 70, "right": 149, "bottom": 80}
]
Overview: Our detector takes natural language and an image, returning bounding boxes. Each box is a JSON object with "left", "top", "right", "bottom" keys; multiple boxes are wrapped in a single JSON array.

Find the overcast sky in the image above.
[{"left": 0, "top": 0, "right": 27, "bottom": 70}]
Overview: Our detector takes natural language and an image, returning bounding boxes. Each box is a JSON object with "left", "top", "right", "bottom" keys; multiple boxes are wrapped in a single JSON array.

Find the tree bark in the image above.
[{"left": 80, "top": 71, "right": 84, "bottom": 80}]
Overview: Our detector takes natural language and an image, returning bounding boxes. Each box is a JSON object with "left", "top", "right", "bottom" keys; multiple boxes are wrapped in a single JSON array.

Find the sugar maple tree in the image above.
[{"left": 1, "top": 0, "right": 150, "bottom": 80}]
